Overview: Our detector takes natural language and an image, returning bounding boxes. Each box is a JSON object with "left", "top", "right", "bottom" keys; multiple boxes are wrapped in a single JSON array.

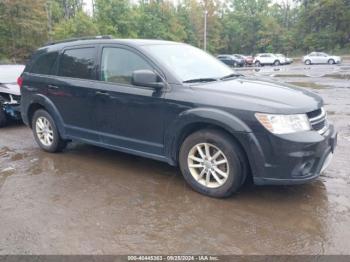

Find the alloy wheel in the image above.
[
  {"left": 187, "top": 143, "right": 229, "bottom": 188},
  {"left": 35, "top": 116, "right": 54, "bottom": 146}
]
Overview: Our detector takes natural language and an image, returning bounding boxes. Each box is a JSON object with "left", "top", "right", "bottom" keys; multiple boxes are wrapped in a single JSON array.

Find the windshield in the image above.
[{"left": 143, "top": 44, "right": 234, "bottom": 82}]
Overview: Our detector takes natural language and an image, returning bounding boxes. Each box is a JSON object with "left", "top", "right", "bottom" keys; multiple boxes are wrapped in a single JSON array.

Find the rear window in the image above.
[
  {"left": 30, "top": 52, "right": 58, "bottom": 75},
  {"left": 58, "top": 47, "right": 96, "bottom": 80}
]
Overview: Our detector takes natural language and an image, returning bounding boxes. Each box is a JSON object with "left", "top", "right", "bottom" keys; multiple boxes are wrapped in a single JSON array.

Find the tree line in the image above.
[{"left": 0, "top": 0, "right": 349, "bottom": 62}]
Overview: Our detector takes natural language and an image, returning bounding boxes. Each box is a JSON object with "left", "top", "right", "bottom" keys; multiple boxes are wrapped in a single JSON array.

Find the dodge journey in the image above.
[{"left": 19, "top": 37, "right": 337, "bottom": 197}]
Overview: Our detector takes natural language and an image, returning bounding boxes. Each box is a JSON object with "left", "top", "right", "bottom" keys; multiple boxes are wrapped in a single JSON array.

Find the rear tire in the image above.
[
  {"left": 32, "top": 109, "right": 67, "bottom": 153},
  {"left": 274, "top": 60, "right": 280, "bottom": 66},
  {"left": 179, "top": 129, "right": 247, "bottom": 198}
]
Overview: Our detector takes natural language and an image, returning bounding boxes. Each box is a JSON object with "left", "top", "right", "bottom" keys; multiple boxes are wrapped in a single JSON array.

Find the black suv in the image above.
[{"left": 19, "top": 37, "right": 337, "bottom": 198}]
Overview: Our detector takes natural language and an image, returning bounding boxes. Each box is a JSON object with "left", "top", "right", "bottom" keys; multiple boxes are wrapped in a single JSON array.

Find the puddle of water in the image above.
[{"left": 0, "top": 166, "right": 16, "bottom": 189}]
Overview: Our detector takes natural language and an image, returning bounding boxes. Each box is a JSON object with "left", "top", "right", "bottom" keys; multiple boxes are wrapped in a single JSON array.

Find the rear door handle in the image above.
[
  {"left": 95, "top": 91, "right": 110, "bottom": 97},
  {"left": 48, "top": 84, "right": 59, "bottom": 89}
]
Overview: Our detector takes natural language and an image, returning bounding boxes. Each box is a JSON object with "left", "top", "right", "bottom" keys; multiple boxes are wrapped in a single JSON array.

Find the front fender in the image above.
[
  {"left": 22, "top": 94, "right": 67, "bottom": 139},
  {"left": 164, "top": 107, "right": 252, "bottom": 164}
]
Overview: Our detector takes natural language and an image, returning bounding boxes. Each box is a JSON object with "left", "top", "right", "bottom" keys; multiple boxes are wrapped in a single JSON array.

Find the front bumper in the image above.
[{"left": 248, "top": 124, "right": 337, "bottom": 185}]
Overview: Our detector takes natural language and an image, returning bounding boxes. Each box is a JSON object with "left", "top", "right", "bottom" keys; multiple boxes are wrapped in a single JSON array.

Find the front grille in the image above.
[{"left": 307, "top": 107, "right": 328, "bottom": 135}]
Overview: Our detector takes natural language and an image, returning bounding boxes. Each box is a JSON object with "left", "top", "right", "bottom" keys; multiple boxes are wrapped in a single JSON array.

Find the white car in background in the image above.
[
  {"left": 303, "top": 52, "right": 341, "bottom": 65},
  {"left": 276, "top": 54, "right": 293, "bottom": 64},
  {"left": 0, "top": 64, "right": 25, "bottom": 127},
  {"left": 253, "top": 53, "right": 286, "bottom": 66}
]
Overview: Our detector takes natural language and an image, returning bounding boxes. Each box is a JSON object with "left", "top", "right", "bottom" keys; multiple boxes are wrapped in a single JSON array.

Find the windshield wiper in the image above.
[
  {"left": 183, "top": 78, "right": 218, "bottom": 83},
  {"left": 220, "top": 73, "right": 243, "bottom": 80}
]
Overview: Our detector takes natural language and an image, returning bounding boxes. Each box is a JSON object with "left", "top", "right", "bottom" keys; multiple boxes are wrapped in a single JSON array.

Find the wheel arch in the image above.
[
  {"left": 25, "top": 95, "right": 66, "bottom": 139},
  {"left": 165, "top": 108, "right": 253, "bottom": 166}
]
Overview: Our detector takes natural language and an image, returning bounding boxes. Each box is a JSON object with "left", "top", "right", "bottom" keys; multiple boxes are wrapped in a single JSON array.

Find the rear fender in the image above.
[{"left": 24, "top": 94, "right": 66, "bottom": 139}]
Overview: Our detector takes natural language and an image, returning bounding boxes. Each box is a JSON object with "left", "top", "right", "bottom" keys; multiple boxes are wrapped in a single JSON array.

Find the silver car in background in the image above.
[
  {"left": 0, "top": 64, "right": 24, "bottom": 127},
  {"left": 303, "top": 52, "right": 341, "bottom": 65}
]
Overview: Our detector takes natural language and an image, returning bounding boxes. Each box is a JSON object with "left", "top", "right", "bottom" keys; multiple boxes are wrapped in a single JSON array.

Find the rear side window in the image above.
[
  {"left": 58, "top": 47, "right": 95, "bottom": 80},
  {"left": 30, "top": 52, "right": 58, "bottom": 75},
  {"left": 100, "top": 47, "right": 153, "bottom": 85}
]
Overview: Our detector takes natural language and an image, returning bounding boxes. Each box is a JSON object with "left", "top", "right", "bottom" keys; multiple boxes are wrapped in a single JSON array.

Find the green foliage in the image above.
[
  {"left": 0, "top": 0, "right": 350, "bottom": 61},
  {"left": 52, "top": 11, "right": 99, "bottom": 40},
  {"left": 0, "top": 0, "right": 49, "bottom": 61},
  {"left": 94, "top": 0, "right": 137, "bottom": 37}
]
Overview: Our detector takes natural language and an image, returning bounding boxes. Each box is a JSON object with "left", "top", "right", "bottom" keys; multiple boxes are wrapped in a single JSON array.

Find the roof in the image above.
[{"left": 40, "top": 37, "right": 180, "bottom": 51}]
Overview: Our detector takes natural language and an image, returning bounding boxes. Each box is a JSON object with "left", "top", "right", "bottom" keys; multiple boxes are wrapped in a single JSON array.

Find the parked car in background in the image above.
[
  {"left": 233, "top": 54, "right": 253, "bottom": 66},
  {"left": 20, "top": 37, "right": 337, "bottom": 198},
  {"left": 303, "top": 52, "right": 341, "bottom": 65},
  {"left": 0, "top": 64, "right": 25, "bottom": 127},
  {"left": 244, "top": 55, "right": 254, "bottom": 65},
  {"left": 217, "top": 54, "right": 245, "bottom": 67},
  {"left": 253, "top": 53, "right": 286, "bottom": 66},
  {"left": 275, "top": 54, "right": 293, "bottom": 64}
]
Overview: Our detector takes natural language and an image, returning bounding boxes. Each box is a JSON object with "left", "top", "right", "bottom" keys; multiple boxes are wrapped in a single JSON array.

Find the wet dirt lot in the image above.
[{"left": 0, "top": 64, "right": 350, "bottom": 255}]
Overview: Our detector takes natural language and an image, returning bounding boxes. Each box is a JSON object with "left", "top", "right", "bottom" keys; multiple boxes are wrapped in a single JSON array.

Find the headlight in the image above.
[{"left": 255, "top": 113, "right": 311, "bottom": 134}]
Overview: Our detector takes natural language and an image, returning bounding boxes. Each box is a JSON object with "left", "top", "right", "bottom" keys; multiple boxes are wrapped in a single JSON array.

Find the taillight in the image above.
[{"left": 17, "top": 76, "right": 23, "bottom": 88}]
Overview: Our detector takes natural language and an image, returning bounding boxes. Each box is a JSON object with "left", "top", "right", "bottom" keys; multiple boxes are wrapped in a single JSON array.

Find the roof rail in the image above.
[{"left": 45, "top": 35, "right": 113, "bottom": 46}]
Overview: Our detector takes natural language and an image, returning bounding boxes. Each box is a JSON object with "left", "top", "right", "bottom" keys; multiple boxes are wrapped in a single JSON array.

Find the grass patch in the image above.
[
  {"left": 274, "top": 74, "right": 308, "bottom": 78},
  {"left": 287, "top": 82, "right": 328, "bottom": 89},
  {"left": 324, "top": 73, "right": 350, "bottom": 80}
]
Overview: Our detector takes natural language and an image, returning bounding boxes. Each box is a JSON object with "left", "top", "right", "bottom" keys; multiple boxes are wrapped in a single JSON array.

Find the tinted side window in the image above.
[
  {"left": 101, "top": 47, "right": 153, "bottom": 85},
  {"left": 30, "top": 52, "right": 58, "bottom": 75},
  {"left": 58, "top": 48, "right": 95, "bottom": 79}
]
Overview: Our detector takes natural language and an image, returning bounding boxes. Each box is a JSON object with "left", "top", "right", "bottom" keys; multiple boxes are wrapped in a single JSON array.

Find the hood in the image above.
[
  {"left": 0, "top": 83, "right": 21, "bottom": 96},
  {"left": 191, "top": 77, "right": 323, "bottom": 114}
]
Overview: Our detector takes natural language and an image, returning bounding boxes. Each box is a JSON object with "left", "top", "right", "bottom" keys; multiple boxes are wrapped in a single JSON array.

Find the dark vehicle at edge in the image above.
[
  {"left": 217, "top": 54, "right": 245, "bottom": 67},
  {"left": 19, "top": 37, "right": 337, "bottom": 198}
]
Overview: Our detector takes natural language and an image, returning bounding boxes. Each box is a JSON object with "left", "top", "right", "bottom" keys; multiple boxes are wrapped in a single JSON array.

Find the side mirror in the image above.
[{"left": 132, "top": 70, "right": 164, "bottom": 89}]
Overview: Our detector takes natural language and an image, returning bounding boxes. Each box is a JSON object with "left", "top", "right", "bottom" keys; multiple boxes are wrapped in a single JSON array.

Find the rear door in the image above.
[
  {"left": 93, "top": 45, "right": 166, "bottom": 156},
  {"left": 50, "top": 45, "right": 99, "bottom": 140}
]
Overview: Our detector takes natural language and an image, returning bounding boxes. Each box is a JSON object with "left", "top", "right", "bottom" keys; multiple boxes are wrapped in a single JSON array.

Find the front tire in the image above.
[
  {"left": 179, "top": 129, "right": 247, "bottom": 198},
  {"left": 32, "top": 109, "right": 67, "bottom": 152},
  {"left": 328, "top": 59, "right": 335, "bottom": 65},
  {"left": 0, "top": 98, "right": 8, "bottom": 127},
  {"left": 305, "top": 59, "right": 311, "bottom": 65},
  {"left": 255, "top": 61, "right": 261, "bottom": 67},
  {"left": 274, "top": 60, "right": 280, "bottom": 66},
  {"left": 0, "top": 109, "right": 7, "bottom": 127}
]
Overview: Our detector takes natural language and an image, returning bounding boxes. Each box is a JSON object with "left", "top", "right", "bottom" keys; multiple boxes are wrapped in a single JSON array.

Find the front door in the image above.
[{"left": 93, "top": 45, "right": 166, "bottom": 157}]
